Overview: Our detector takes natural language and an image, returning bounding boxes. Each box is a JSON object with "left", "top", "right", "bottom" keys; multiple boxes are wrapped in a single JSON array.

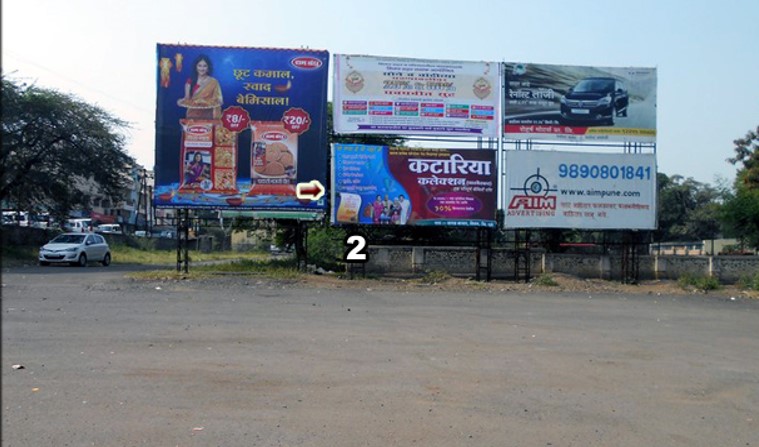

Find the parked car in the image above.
[
  {"left": 2, "top": 211, "right": 29, "bottom": 227},
  {"left": 559, "top": 77, "right": 628, "bottom": 125},
  {"left": 30, "top": 213, "right": 50, "bottom": 229},
  {"left": 39, "top": 233, "right": 111, "bottom": 267},
  {"left": 64, "top": 218, "right": 93, "bottom": 233},
  {"left": 96, "top": 224, "right": 122, "bottom": 234}
]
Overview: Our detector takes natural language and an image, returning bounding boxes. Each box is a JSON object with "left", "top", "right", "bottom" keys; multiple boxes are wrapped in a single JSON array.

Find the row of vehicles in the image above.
[{"left": 3, "top": 212, "right": 123, "bottom": 234}]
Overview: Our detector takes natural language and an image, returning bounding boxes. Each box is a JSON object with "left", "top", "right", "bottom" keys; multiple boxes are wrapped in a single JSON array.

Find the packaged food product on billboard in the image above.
[{"left": 249, "top": 121, "right": 298, "bottom": 197}]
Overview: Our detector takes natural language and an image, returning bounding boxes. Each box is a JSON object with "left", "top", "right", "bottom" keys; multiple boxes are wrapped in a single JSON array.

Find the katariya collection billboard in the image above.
[
  {"left": 154, "top": 44, "right": 329, "bottom": 212},
  {"left": 332, "top": 144, "right": 496, "bottom": 228},
  {"left": 503, "top": 151, "right": 657, "bottom": 230},
  {"left": 503, "top": 63, "right": 657, "bottom": 143},
  {"left": 333, "top": 55, "right": 499, "bottom": 137}
]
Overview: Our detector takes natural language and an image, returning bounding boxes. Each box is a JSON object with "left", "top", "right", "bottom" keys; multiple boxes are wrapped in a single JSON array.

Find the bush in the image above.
[
  {"left": 307, "top": 226, "right": 346, "bottom": 271},
  {"left": 737, "top": 272, "right": 759, "bottom": 290},
  {"left": 678, "top": 274, "right": 721, "bottom": 291},
  {"left": 533, "top": 273, "right": 559, "bottom": 287},
  {"left": 420, "top": 270, "right": 451, "bottom": 284}
]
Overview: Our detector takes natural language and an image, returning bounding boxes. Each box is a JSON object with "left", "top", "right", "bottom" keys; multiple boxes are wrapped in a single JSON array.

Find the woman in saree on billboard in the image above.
[{"left": 177, "top": 54, "right": 224, "bottom": 119}]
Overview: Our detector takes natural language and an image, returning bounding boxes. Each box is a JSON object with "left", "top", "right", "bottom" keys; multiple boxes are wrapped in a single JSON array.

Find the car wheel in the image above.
[
  {"left": 39, "top": 261, "right": 49, "bottom": 266},
  {"left": 77, "top": 253, "right": 87, "bottom": 267},
  {"left": 102, "top": 252, "right": 111, "bottom": 267}
]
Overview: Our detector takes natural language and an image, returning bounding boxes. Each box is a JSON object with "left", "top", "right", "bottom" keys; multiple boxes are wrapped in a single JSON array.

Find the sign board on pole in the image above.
[
  {"left": 334, "top": 55, "right": 499, "bottom": 137},
  {"left": 332, "top": 144, "right": 497, "bottom": 228},
  {"left": 503, "top": 63, "right": 657, "bottom": 143},
  {"left": 154, "top": 44, "right": 329, "bottom": 213},
  {"left": 503, "top": 150, "right": 657, "bottom": 229}
]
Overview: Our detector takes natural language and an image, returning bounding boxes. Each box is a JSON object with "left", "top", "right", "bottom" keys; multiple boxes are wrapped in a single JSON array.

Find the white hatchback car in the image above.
[{"left": 39, "top": 233, "right": 111, "bottom": 267}]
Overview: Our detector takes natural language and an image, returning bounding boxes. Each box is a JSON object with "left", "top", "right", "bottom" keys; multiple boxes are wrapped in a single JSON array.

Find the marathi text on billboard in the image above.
[
  {"left": 503, "top": 63, "right": 657, "bottom": 143},
  {"left": 503, "top": 151, "right": 657, "bottom": 230},
  {"left": 332, "top": 144, "right": 497, "bottom": 228},
  {"left": 333, "top": 55, "right": 500, "bottom": 138},
  {"left": 154, "top": 44, "right": 329, "bottom": 212}
]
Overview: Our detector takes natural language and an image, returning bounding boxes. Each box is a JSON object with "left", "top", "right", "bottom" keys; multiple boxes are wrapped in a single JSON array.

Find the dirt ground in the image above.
[
  {"left": 3, "top": 265, "right": 759, "bottom": 446},
  {"left": 302, "top": 271, "right": 759, "bottom": 301}
]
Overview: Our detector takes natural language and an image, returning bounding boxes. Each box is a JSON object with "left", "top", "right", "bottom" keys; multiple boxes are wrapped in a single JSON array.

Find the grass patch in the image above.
[
  {"left": 533, "top": 273, "right": 559, "bottom": 287},
  {"left": 1, "top": 245, "right": 39, "bottom": 267},
  {"left": 110, "top": 244, "right": 265, "bottom": 265},
  {"left": 2, "top": 242, "right": 267, "bottom": 267},
  {"left": 737, "top": 272, "right": 759, "bottom": 291},
  {"left": 678, "top": 273, "right": 721, "bottom": 291},
  {"left": 418, "top": 270, "right": 452, "bottom": 285},
  {"left": 128, "top": 257, "right": 302, "bottom": 281}
]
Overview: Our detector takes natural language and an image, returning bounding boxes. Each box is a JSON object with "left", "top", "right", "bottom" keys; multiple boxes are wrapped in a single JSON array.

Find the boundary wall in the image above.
[{"left": 366, "top": 246, "right": 758, "bottom": 283}]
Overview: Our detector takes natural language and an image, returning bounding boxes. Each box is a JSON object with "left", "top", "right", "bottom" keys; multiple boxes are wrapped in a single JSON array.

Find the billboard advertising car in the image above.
[
  {"left": 333, "top": 55, "right": 499, "bottom": 138},
  {"left": 154, "top": 44, "right": 329, "bottom": 212},
  {"left": 332, "top": 144, "right": 497, "bottom": 228},
  {"left": 503, "top": 63, "right": 657, "bottom": 143},
  {"left": 503, "top": 151, "right": 657, "bottom": 230}
]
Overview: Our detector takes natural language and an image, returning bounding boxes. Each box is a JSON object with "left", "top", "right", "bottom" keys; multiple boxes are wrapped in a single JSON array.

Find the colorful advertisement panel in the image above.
[
  {"left": 154, "top": 44, "right": 329, "bottom": 212},
  {"left": 503, "top": 63, "right": 657, "bottom": 143},
  {"left": 503, "top": 151, "right": 657, "bottom": 229},
  {"left": 333, "top": 55, "right": 499, "bottom": 137},
  {"left": 332, "top": 144, "right": 497, "bottom": 228}
]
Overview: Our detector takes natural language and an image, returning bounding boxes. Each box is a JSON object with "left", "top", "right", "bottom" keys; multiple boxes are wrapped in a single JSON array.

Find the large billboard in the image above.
[
  {"left": 332, "top": 144, "right": 497, "bottom": 228},
  {"left": 333, "top": 55, "right": 499, "bottom": 137},
  {"left": 154, "top": 44, "right": 329, "bottom": 212},
  {"left": 503, "top": 63, "right": 657, "bottom": 143},
  {"left": 503, "top": 151, "right": 657, "bottom": 230}
]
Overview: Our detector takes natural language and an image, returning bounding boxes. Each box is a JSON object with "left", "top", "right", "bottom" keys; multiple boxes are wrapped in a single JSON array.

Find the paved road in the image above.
[{"left": 2, "top": 266, "right": 758, "bottom": 446}]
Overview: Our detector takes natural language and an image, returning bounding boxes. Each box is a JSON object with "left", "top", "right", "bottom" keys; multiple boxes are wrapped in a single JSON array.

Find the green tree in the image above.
[
  {"left": 728, "top": 125, "right": 759, "bottom": 188},
  {"left": 722, "top": 125, "right": 759, "bottom": 249},
  {"left": 1, "top": 76, "right": 134, "bottom": 219},
  {"left": 655, "top": 173, "right": 722, "bottom": 242}
]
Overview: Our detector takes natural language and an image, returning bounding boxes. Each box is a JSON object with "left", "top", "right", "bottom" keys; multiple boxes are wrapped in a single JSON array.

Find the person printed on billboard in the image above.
[
  {"left": 372, "top": 195, "right": 384, "bottom": 224},
  {"left": 391, "top": 198, "right": 401, "bottom": 224},
  {"left": 178, "top": 54, "right": 223, "bottom": 119},
  {"left": 381, "top": 194, "right": 393, "bottom": 224},
  {"left": 183, "top": 152, "right": 211, "bottom": 187},
  {"left": 398, "top": 194, "right": 410, "bottom": 224}
]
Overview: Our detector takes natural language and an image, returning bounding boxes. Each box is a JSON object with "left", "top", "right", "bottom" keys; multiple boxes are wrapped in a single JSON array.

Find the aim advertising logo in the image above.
[{"left": 508, "top": 168, "right": 557, "bottom": 211}]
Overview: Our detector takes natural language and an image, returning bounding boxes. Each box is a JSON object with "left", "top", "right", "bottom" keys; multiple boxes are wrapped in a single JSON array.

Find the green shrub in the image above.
[
  {"left": 533, "top": 273, "right": 559, "bottom": 287},
  {"left": 737, "top": 272, "right": 759, "bottom": 290},
  {"left": 306, "top": 226, "right": 346, "bottom": 271},
  {"left": 420, "top": 270, "right": 451, "bottom": 284},
  {"left": 678, "top": 273, "right": 721, "bottom": 291}
]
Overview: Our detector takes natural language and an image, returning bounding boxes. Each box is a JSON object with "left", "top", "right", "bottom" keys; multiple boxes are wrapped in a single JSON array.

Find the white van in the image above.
[
  {"left": 96, "top": 224, "right": 122, "bottom": 234},
  {"left": 2, "top": 211, "right": 29, "bottom": 227},
  {"left": 65, "top": 218, "right": 93, "bottom": 232}
]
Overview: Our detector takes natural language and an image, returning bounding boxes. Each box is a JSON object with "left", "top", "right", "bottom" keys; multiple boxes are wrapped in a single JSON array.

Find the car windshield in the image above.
[
  {"left": 572, "top": 79, "right": 614, "bottom": 93},
  {"left": 51, "top": 234, "right": 86, "bottom": 244}
]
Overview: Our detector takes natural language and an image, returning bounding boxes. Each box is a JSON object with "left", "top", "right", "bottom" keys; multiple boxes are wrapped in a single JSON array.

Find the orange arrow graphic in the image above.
[{"left": 296, "top": 180, "right": 325, "bottom": 201}]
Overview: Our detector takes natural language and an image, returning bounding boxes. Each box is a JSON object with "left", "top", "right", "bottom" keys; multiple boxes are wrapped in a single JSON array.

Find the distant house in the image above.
[{"left": 650, "top": 239, "right": 755, "bottom": 256}]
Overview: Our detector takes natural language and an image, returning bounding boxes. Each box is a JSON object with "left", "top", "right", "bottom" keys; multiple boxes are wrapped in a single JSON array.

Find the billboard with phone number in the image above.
[
  {"left": 503, "top": 62, "right": 657, "bottom": 143},
  {"left": 154, "top": 44, "right": 329, "bottom": 212},
  {"left": 503, "top": 151, "right": 657, "bottom": 229},
  {"left": 332, "top": 144, "right": 497, "bottom": 228}
]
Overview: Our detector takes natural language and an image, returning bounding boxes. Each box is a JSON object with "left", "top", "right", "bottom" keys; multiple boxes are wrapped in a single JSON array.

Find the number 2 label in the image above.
[{"left": 344, "top": 235, "right": 368, "bottom": 263}]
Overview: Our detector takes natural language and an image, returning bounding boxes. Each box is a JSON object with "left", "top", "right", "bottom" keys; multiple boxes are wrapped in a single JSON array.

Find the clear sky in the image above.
[{"left": 3, "top": 0, "right": 757, "bottom": 185}]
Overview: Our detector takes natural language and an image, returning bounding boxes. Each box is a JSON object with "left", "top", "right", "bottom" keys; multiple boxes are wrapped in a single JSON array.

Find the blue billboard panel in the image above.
[{"left": 154, "top": 44, "right": 329, "bottom": 212}]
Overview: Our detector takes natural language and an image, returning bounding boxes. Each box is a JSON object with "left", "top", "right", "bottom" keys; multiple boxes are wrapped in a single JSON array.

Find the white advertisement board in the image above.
[
  {"left": 503, "top": 151, "right": 657, "bottom": 229},
  {"left": 503, "top": 63, "right": 657, "bottom": 143},
  {"left": 334, "top": 54, "right": 499, "bottom": 137}
]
